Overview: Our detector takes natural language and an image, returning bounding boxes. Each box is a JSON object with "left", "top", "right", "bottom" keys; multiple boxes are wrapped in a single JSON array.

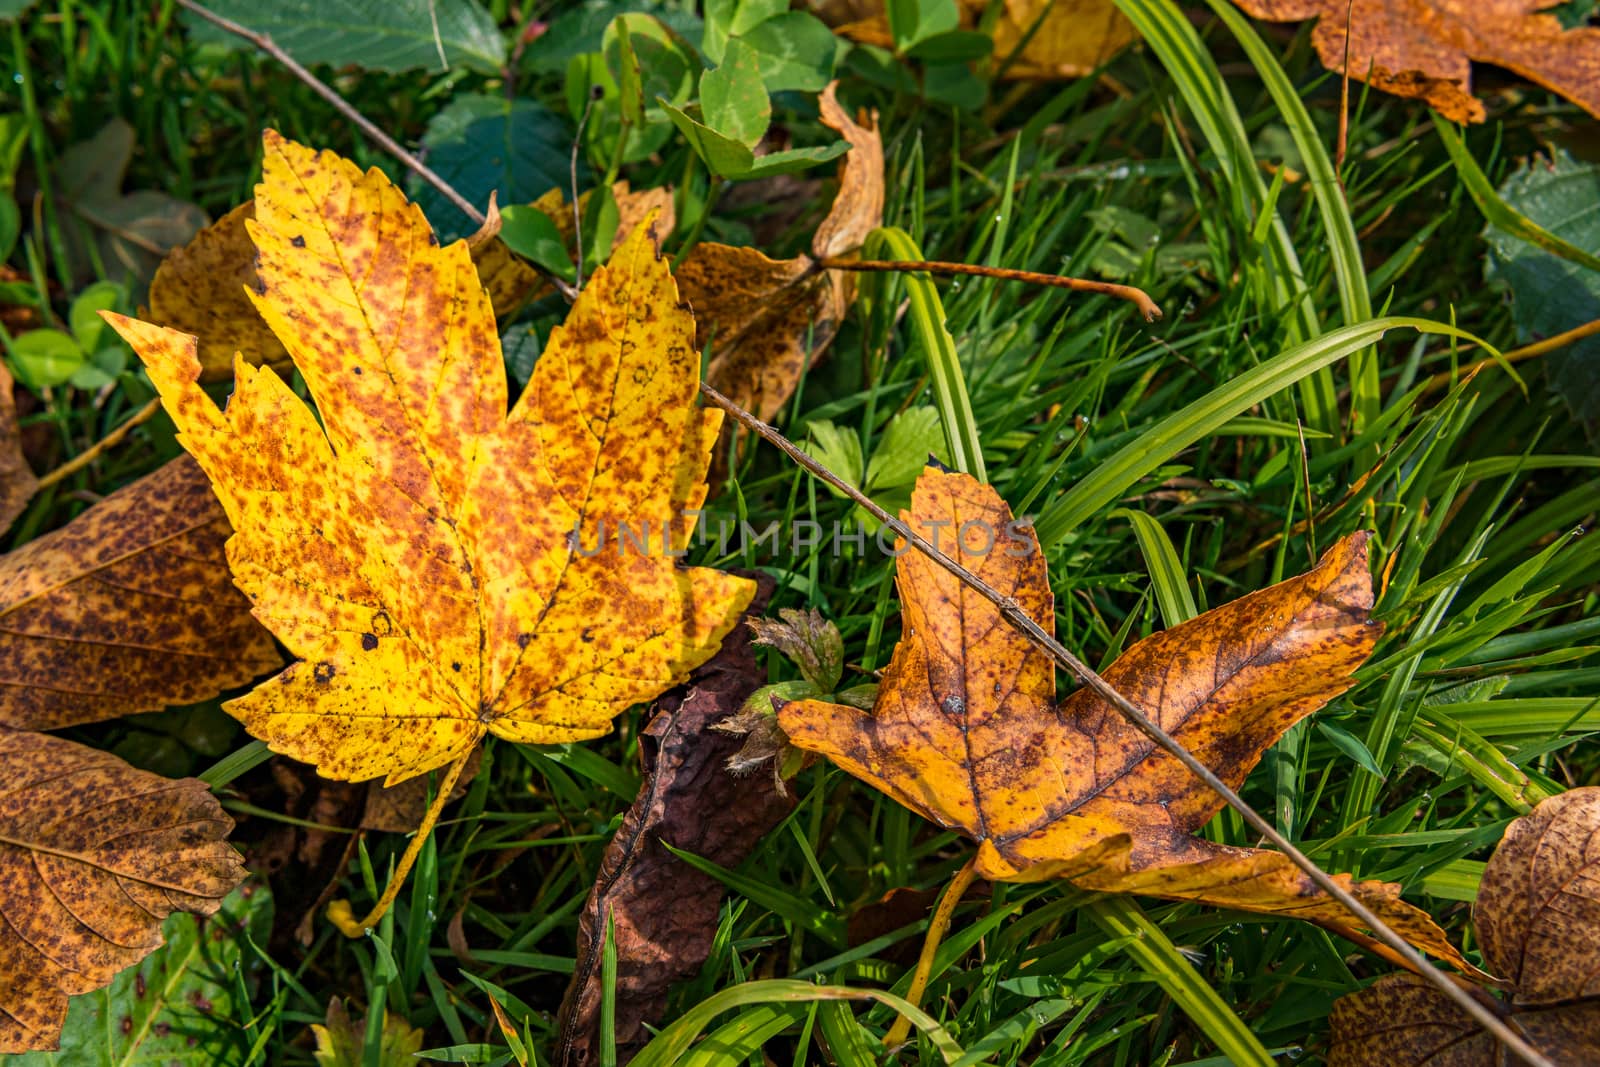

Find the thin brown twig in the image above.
[
  {"left": 698, "top": 379, "right": 1555, "bottom": 1067},
  {"left": 173, "top": 0, "right": 577, "bottom": 303},
  {"left": 36, "top": 397, "right": 162, "bottom": 489},
  {"left": 1419, "top": 314, "right": 1600, "bottom": 395},
  {"left": 816, "top": 258, "right": 1164, "bottom": 323}
]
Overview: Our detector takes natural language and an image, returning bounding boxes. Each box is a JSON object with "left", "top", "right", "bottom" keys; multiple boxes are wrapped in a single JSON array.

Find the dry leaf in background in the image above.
[
  {"left": 677, "top": 81, "right": 884, "bottom": 424},
  {"left": 780, "top": 467, "right": 1468, "bottom": 966},
  {"left": 106, "top": 131, "right": 754, "bottom": 786},
  {"left": 1232, "top": 0, "right": 1600, "bottom": 123},
  {"left": 1329, "top": 787, "right": 1600, "bottom": 1065},
  {"left": 0, "top": 729, "right": 245, "bottom": 1052},
  {"left": 0, "top": 456, "right": 280, "bottom": 731},
  {"left": 312, "top": 997, "right": 424, "bottom": 1067},
  {"left": 146, "top": 201, "right": 290, "bottom": 382},
  {"left": 0, "top": 360, "right": 37, "bottom": 531},
  {"left": 555, "top": 579, "right": 796, "bottom": 1067},
  {"left": 825, "top": 0, "right": 1138, "bottom": 80},
  {"left": 362, "top": 746, "right": 482, "bottom": 833},
  {"left": 474, "top": 181, "right": 676, "bottom": 317}
]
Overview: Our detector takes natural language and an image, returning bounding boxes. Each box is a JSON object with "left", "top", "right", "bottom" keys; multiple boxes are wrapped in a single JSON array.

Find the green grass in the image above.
[{"left": 3, "top": 1, "right": 1598, "bottom": 1064}]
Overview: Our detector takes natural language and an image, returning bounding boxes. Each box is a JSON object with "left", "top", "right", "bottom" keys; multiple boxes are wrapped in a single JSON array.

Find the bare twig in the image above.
[
  {"left": 698, "top": 379, "right": 1556, "bottom": 1067},
  {"left": 36, "top": 397, "right": 162, "bottom": 489},
  {"left": 174, "top": 0, "right": 577, "bottom": 303},
  {"left": 816, "top": 257, "right": 1163, "bottom": 322},
  {"left": 1420, "top": 314, "right": 1600, "bottom": 395}
]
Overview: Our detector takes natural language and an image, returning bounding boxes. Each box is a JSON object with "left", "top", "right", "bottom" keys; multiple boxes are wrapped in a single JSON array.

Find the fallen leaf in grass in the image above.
[
  {"left": 312, "top": 997, "right": 424, "bottom": 1067},
  {"left": 0, "top": 457, "right": 280, "bottom": 731},
  {"left": 556, "top": 578, "right": 796, "bottom": 1067},
  {"left": 823, "top": 0, "right": 1136, "bottom": 80},
  {"left": 52, "top": 119, "right": 209, "bottom": 286},
  {"left": 363, "top": 745, "right": 483, "bottom": 833},
  {"left": 0, "top": 730, "right": 246, "bottom": 1052},
  {"left": 0, "top": 360, "right": 36, "bottom": 531},
  {"left": 105, "top": 131, "right": 754, "bottom": 786},
  {"left": 146, "top": 201, "right": 290, "bottom": 382},
  {"left": 780, "top": 467, "right": 1468, "bottom": 965},
  {"left": 1232, "top": 0, "right": 1600, "bottom": 123},
  {"left": 6, "top": 880, "right": 274, "bottom": 1066},
  {"left": 475, "top": 181, "right": 676, "bottom": 318},
  {"left": 678, "top": 81, "right": 883, "bottom": 423},
  {"left": 1329, "top": 787, "right": 1600, "bottom": 1065}
]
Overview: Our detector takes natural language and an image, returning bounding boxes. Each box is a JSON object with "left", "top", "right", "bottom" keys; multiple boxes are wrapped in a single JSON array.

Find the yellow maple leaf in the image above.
[{"left": 105, "top": 132, "right": 754, "bottom": 928}]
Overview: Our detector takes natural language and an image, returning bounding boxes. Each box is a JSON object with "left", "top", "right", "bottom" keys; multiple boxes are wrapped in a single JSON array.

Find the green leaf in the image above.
[
  {"left": 905, "top": 29, "right": 993, "bottom": 63},
  {"left": 702, "top": 0, "right": 787, "bottom": 62},
  {"left": 739, "top": 12, "right": 839, "bottom": 92},
  {"left": 0, "top": 0, "right": 39, "bottom": 20},
  {"left": 701, "top": 39, "right": 771, "bottom": 148},
  {"left": 185, "top": 0, "right": 506, "bottom": 74},
  {"left": 887, "top": 0, "right": 959, "bottom": 50},
  {"left": 68, "top": 280, "right": 123, "bottom": 354},
  {"left": 498, "top": 206, "right": 575, "bottom": 280},
  {"left": 410, "top": 94, "right": 573, "bottom": 241},
  {"left": 1482, "top": 148, "right": 1600, "bottom": 439},
  {"left": 9, "top": 329, "right": 85, "bottom": 389},
  {"left": 8, "top": 883, "right": 274, "bottom": 1067},
  {"left": 525, "top": 0, "right": 701, "bottom": 73},
  {"left": 1317, "top": 720, "right": 1386, "bottom": 778},
  {"left": 805, "top": 420, "right": 866, "bottom": 492},
  {"left": 866, "top": 407, "right": 946, "bottom": 491},
  {"left": 660, "top": 101, "right": 756, "bottom": 177},
  {"left": 739, "top": 142, "right": 849, "bottom": 178}
]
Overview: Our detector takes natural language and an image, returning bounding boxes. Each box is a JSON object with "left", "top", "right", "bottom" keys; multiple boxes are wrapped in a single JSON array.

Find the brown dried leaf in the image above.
[
  {"left": 681, "top": 81, "right": 883, "bottom": 424},
  {"left": 824, "top": 0, "right": 1137, "bottom": 80},
  {"left": 362, "top": 745, "right": 482, "bottom": 833},
  {"left": 475, "top": 182, "right": 676, "bottom": 317},
  {"left": 556, "top": 579, "right": 793, "bottom": 1067},
  {"left": 781, "top": 467, "right": 1470, "bottom": 966},
  {"left": 1329, "top": 788, "right": 1600, "bottom": 1065},
  {"left": 0, "top": 730, "right": 246, "bottom": 1052},
  {"left": 0, "top": 457, "right": 281, "bottom": 731},
  {"left": 1232, "top": 0, "right": 1600, "bottom": 123},
  {"left": 0, "top": 361, "right": 36, "bottom": 532},
  {"left": 1475, "top": 788, "right": 1600, "bottom": 1004},
  {"left": 146, "top": 201, "right": 290, "bottom": 382}
]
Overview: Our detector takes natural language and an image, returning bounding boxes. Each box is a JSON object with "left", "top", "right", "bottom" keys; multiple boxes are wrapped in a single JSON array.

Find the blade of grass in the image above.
[
  {"left": 1033, "top": 318, "right": 1488, "bottom": 548},
  {"left": 864, "top": 226, "right": 986, "bottom": 479}
]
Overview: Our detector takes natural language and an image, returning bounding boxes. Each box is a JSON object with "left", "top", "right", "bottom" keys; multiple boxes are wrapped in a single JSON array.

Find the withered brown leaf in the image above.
[
  {"left": 556, "top": 579, "right": 793, "bottom": 1067},
  {"left": 0, "top": 456, "right": 280, "bottom": 731},
  {"left": 678, "top": 81, "right": 883, "bottom": 424},
  {"left": 1330, "top": 787, "right": 1600, "bottom": 1065},
  {"left": 1232, "top": 0, "right": 1600, "bottom": 123},
  {"left": 0, "top": 360, "right": 36, "bottom": 532},
  {"left": 781, "top": 467, "right": 1469, "bottom": 967},
  {"left": 0, "top": 729, "right": 246, "bottom": 1052},
  {"left": 146, "top": 201, "right": 290, "bottom": 382}
]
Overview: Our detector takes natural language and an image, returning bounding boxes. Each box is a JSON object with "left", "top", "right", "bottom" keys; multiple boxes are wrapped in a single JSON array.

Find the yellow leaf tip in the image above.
[{"left": 326, "top": 898, "right": 369, "bottom": 938}]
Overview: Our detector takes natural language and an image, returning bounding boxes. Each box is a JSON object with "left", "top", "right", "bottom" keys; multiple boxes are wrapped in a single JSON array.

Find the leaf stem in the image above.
[
  {"left": 815, "top": 257, "right": 1163, "bottom": 322},
  {"left": 882, "top": 857, "right": 979, "bottom": 1049},
  {"left": 327, "top": 750, "right": 472, "bottom": 938}
]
